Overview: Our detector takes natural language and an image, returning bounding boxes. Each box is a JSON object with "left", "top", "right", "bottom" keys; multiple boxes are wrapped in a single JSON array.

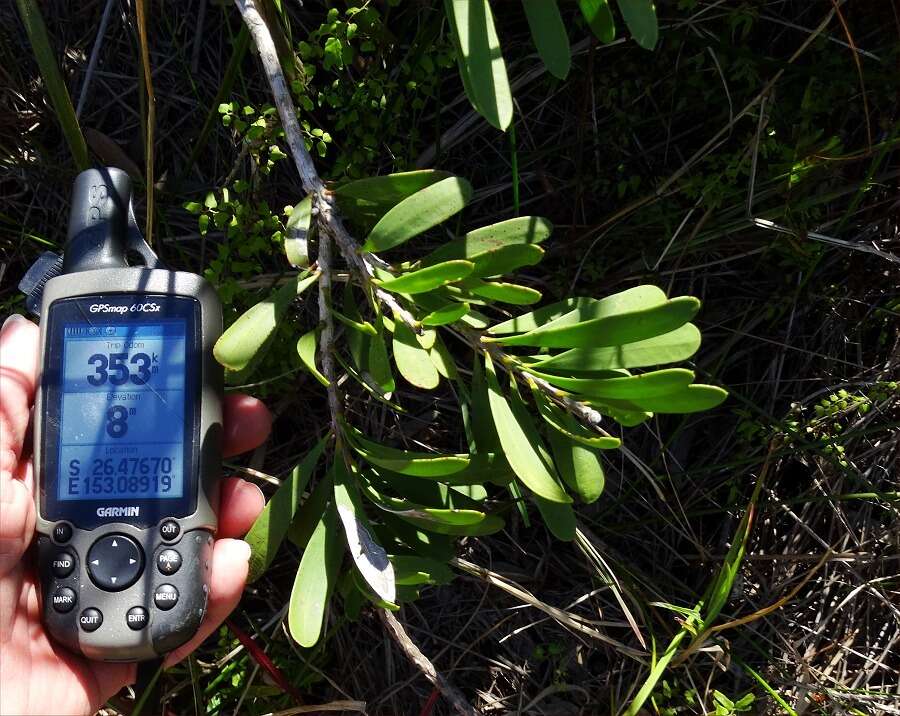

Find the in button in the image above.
[{"left": 53, "top": 523, "right": 72, "bottom": 543}]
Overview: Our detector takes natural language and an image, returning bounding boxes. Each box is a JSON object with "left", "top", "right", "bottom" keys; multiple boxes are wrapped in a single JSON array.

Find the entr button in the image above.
[
  {"left": 51, "top": 552, "right": 76, "bottom": 578},
  {"left": 126, "top": 606, "right": 148, "bottom": 630},
  {"left": 154, "top": 584, "right": 178, "bottom": 610},
  {"left": 53, "top": 523, "right": 72, "bottom": 543},
  {"left": 52, "top": 587, "right": 76, "bottom": 613},
  {"left": 86, "top": 534, "right": 144, "bottom": 592},
  {"left": 159, "top": 520, "right": 180, "bottom": 540},
  {"left": 79, "top": 608, "right": 103, "bottom": 632},
  {"left": 157, "top": 549, "right": 182, "bottom": 575}
]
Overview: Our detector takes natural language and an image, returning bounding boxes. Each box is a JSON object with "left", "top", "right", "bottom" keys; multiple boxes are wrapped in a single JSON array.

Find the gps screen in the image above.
[{"left": 57, "top": 320, "right": 187, "bottom": 501}]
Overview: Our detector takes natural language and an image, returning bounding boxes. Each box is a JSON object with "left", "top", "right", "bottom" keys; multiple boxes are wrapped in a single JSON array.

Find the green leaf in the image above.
[
  {"left": 391, "top": 555, "right": 454, "bottom": 586},
  {"left": 287, "top": 502, "right": 343, "bottom": 647},
  {"left": 379, "top": 513, "right": 458, "bottom": 562},
  {"left": 468, "top": 244, "right": 545, "bottom": 279},
  {"left": 547, "top": 425, "right": 605, "bottom": 504},
  {"left": 487, "top": 297, "right": 596, "bottom": 335},
  {"left": 444, "top": 0, "right": 513, "bottom": 130},
  {"left": 485, "top": 355, "right": 571, "bottom": 503},
  {"left": 595, "top": 384, "right": 728, "bottom": 414},
  {"left": 334, "top": 458, "right": 396, "bottom": 602},
  {"left": 422, "top": 302, "right": 470, "bottom": 326},
  {"left": 526, "top": 367, "right": 696, "bottom": 400},
  {"left": 401, "top": 512, "right": 506, "bottom": 536},
  {"left": 393, "top": 319, "right": 440, "bottom": 389},
  {"left": 214, "top": 273, "right": 318, "bottom": 371},
  {"left": 533, "top": 322, "right": 702, "bottom": 371},
  {"left": 334, "top": 170, "right": 453, "bottom": 232},
  {"left": 363, "top": 177, "right": 473, "bottom": 252},
  {"left": 529, "top": 385, "right": 620, "bottom": 449},
  {"left": 285, "top": 195, "right": 312, "bottom": 268},
  {"left": 464, "top": 280, "right": 542, "bottom": 305},
  {"left": 422, "top": 216, "right": 553, "bottom": 266},
  {"left": 344, "top": 423, "right": 470, "bottom": 477},
  {"left": 296, "top": 329, "right": 329, "bottom": 386},
  {"left": 522, "top": 0, "right": 571, "bottom": 79},
  {"left": 245, "top": 438, "right": 327, "bottom": 582},
  {"left": 533, "top": 494, "right": 576, "bottom": 540},
  {"left": 615, "top": 0, "right": 658, "bottom": 50},
  {"left": 287, "top": 469, "right": 333, "bottom": 549},
  {"left": 578, "top": 0, "right": 616, "bottom": 43},
  {"left": 377, "top": 260, "right": 474, "bottom": 294},
  {"left": 429, "top": 335, "right": 459, "bottom": 380},
  {"left": 359, "top": 474, "right": 492, "bottom": 528},
  {"left": 16, "top": 0, "right": 89, "bottom": 170},
  {"left": 487, "top": 296, "right": 700, "bottom": 348}
]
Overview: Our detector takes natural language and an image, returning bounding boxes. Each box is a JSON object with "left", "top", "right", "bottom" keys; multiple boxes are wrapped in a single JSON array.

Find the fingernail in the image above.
[
  {"left": 1, "top": 314, "right": 27, "bottom": 335},
  {"left": 233, "top": 539, "right": 252, "bottom": 562}
]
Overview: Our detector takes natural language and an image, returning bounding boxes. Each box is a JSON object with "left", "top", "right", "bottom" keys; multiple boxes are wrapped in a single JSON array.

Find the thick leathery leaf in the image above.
[
  {"left": 285, "top": 195, "right": 312, "bottom": 268},
  {"left": 287, "top": 471, "right": 333, "bottom": 549},
  {"left": 444, "top": 0, "right": 513, "bottom": 130},
  {"left": 368, "top": 314, "right": 396, "bottom": 393},
  {"left": 578, "top": 0, "right": 615, "bottom": 43},
  {"left": 214, "top": 273, "right": 318, "bottom": 371},
  {"left": 547, "top": 422, "right": 606, "bottom": 503},
  {"left": 429, "top": 335, "right": 459, "bottom": 380},
  {"left": 296, "top": 329, "right": 329, "bottom": 386},
  {"left": 363, "top": 177, "right": 472, "bottom": 252},
  {"left": 334, "top": 170, "right": 452, "bottom": 231},
  {"left": 344, "top": 423, "right": 470, "bottom": 476},
  {"left": 523, "top": 0, "right": 571, "bottom": 79},
  {"left": 465, "top": 280, "right": 542, "bottom": 305},
  {"left": 393, "top": 319, "right": 440, "bottom": 389},
  {"left": 422, "top": 216, "right": 552, "bottom": 266},
  {"left": 377, "top": 260, "right": 474, "bottom": 294},
  {"left": 487, "top": 297, "right": 596, "bottom": 335},
  {"left": 401, "top": 512, "right": 506, "bottom": 536},
  {"left": 534, "top": 323, "right": 702, "bottom": 371},
  {"left": 523, "top": 285, "right": 667, "bottom": 334},
  {"left": 391, "top": 555, "right": 454, "bottom": 586},
  {"left": 287, "top": 502, "right": 342, "bottom": 647},
  {"left": 333, "top": 459, "right": 396, "bottom": 603},
  {"left": 527, "top": 367, "right": 696, "bottom": 400},
  {"left": 485, "top": 355, "right": 571, "bottom": 503},
  {"left": 380, "top": 514, "right": 458, "bottom": 562},
  {"left": 533, "top": 494, "right": 577, "bottom": 540},
  {"left": 601, "top": 384, "right": 728, "bottom": 414},
  {"left": 359, "top": 475, "right": 490, "bottom": 527},
  {"left": 468, "top": 244, "right": 544, "bottom": 279},
  {"left": 422, "top": 302, "right": 470, "bottom": 326},
  {"left": 246, "top": 438, "right": 327, "bottom": 582},
  {"left": 343, "top": 286, "right": 396, "bottom": 395},
  {"left": 488, "top": 296, "right": 700, "bottom": 348},
  {"left": 616, "top": 0, "right": 658, "bottom": 50}
]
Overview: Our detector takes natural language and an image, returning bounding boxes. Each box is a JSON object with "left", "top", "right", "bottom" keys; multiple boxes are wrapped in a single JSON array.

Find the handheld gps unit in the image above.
[{"left": 20, "top": 167, "right": 223, "bottom": 661}]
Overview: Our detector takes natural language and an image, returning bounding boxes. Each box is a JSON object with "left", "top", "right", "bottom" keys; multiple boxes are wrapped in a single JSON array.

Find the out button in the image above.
[{"left": 86, "top": 534, "right": 144, "bottom": 592}]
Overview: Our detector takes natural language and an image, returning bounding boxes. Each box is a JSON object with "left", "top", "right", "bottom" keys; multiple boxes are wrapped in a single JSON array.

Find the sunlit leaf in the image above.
[
  {"left": 429, "top": 335, "right": 459, "bottom": 380},
  {"left": 422, "top": 216, "right": 553, "bottom": 266},
  {"left": 334, "top": 170, "right": 453, "bottom": 232},
  {"left": 422, "top": 302, "right": 470, "bottom": 326},
  {"left": 468, "top": 244, "right": 544, "bottom": 279},
  {"left": 522, "top": 0, "right": 571, "bottom": 79},
  {"left": 578, "top": 0, "right": 615, "bottom": 43},
  {"left": 529, "top": 384, "right": 621, "bottom": 449},
  {"left": 527, "top": 367, "right": 696, "bottom": 400},
  {"left": 533, "top": 323, "right": 702, "bottom": 371},
  {"left": 296, "top": 329, "right": 329, "bottom": 386},
  {"left": 594, "top": 384, "right": 728, "bottom": 414},
  {"left": 391, "top": 555, "right": 455, "bottom": 585},
  {"left": 214, "top": 273, "right": 318, "bottom": 371},
  {"left": 344, "top": 423, "right": 470, "bottom": 477},
  {"left": 615, "top": 0, "right": 658, "bottom": 50},
  {"left": 487, "top": 297, "right": 596, "bottom": 335},
  {"left": 377, "top": 260, "right": 474, "bottom": 294},
  {"left": 363, "top": 177, "right": 473, "bottom": 252},
  {"left": 485, "top": 354, "right": 571, "bottom": 503},
  {"left": 393, "top": 319, "right": 440, "bottom": 389},
  {"left": 465, "top": 280, "right": 542, "bottom": 305},
  {"left": 547, "top": 423, "right": 605, "bottom": 504},
  {"left": 287, "top": 502, "right": 342, "bottom": 647},
  {"left": 284, "top": 195, "right": 312, "bottom": 268},
  {"left": 246, "top": 437, "right": 327, "bottom": 582},
  {"left": 487, "top": 296, "right": 700, "bottom": 348},
  {"left": 444, "top": 0, "right": 513, "bottom": 130}
]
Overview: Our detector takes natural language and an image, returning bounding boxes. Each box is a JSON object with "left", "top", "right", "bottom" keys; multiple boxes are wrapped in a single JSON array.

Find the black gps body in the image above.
[{"left": 24, "top": 168, "right": 223, "bottom": 661}]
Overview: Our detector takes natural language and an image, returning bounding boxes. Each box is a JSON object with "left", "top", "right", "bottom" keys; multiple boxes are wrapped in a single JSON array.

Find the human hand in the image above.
[{"left": 0, "top": 314, "right": 272, "bottom": 715}]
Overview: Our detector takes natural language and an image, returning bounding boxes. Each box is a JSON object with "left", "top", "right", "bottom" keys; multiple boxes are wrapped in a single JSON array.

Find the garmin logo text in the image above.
[
  {"left": 97, "top": 506, "right": 140, "bottom": 517},
  {"left": 89, "top": 303, "right": 161, "bottom": 314}
]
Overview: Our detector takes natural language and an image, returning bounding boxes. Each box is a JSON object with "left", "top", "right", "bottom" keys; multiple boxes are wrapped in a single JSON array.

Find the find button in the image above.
[
  {"left": 126, "top": 606, "right": 148, "bottom": 630},
  {"left": 79, "top": 608, "right": 102, "bottom": 632},
  {"left": 51, "top": 552, "right": 76, "bottom": 578},
  {"left": 154, "top": 584, "right": 179, "bottom": 610},
  {"left": 159, "top": 520, "right": 180, "bottom": 540}
]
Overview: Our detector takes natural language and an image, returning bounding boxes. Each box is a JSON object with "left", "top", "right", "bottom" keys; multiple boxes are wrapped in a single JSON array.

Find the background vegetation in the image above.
[{"left": 1, "top": 1, "right": 898, "bottom": 714}]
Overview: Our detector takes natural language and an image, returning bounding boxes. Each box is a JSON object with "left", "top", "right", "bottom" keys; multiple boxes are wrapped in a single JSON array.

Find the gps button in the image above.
[
  {"left": 51, "top": 552, "right": 76, "bottom": 578},
  {"left": 79, "top": 608, "right": 103, "bottom": 632},
  {"left": 87, "top": 534, "right": 144, "bottom": 592},
  {"left": 160, "top": 520, "right": 180, "bottom": 540},
  {"left": 126, "top": 606, "right": 148, "bottom": 630},
  {"left": 53, "top": 523, "right": 72, "bottom": 543},
  {"left": 157, "top": 549, "right": 182, "bottom": 575},
  {"left": 52, "top": 587, "right": 76, "bottom": 613}
]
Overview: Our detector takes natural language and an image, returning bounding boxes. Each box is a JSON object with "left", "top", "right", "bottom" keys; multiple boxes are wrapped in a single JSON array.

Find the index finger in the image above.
[{"left": 223, "top": 393, "right": 272, "bottom": 457}]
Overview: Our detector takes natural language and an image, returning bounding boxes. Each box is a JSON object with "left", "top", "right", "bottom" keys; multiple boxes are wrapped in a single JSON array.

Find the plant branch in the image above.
[{"left": 379, "top": 610, "right": 481, "bottom": 716}]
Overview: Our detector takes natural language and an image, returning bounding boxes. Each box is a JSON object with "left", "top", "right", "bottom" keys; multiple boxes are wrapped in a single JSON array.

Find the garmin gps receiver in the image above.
[{"left": 19, "top": 167, "right": 223, "bottom": 661}]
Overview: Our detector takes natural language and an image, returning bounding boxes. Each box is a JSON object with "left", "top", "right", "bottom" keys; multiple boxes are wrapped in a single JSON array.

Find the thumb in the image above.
[{"left": 0, "top": 314, "right": 40, "bottom": 576}]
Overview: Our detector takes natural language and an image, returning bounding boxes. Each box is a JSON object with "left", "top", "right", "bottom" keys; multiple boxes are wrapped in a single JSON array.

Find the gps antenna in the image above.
[{"left": 63, "top": 166, "right": 131, "bottom": 273}]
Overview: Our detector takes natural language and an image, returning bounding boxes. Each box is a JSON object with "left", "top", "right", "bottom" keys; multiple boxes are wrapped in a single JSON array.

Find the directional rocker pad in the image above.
[{"left": 86, "top": 534, "right": 144, "bottom": 592}]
